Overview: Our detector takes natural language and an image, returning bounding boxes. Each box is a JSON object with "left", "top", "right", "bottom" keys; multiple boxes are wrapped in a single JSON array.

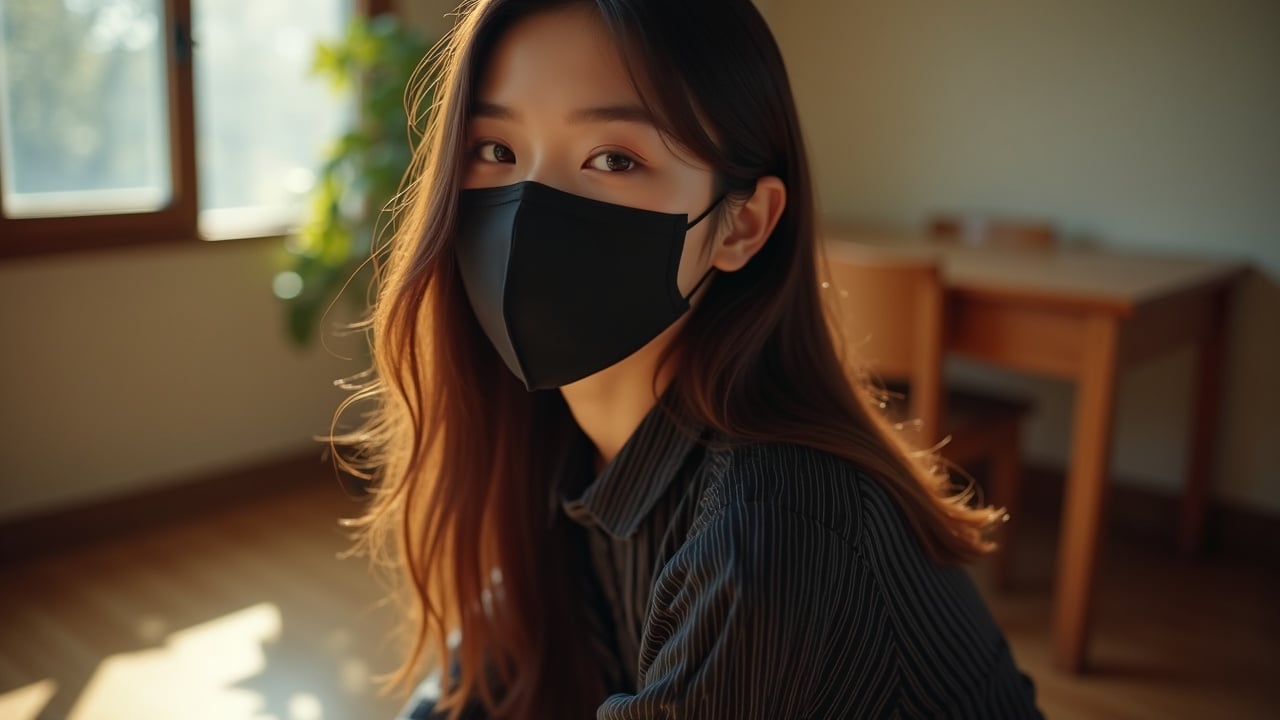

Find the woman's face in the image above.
[{"left": 462, "top": 4, "right": 721, "bottom": 295}]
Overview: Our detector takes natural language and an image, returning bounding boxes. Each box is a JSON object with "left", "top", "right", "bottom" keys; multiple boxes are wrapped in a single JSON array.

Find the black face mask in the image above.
[{"left": 455, "top": 180, "right": 722, "bottom": 391}]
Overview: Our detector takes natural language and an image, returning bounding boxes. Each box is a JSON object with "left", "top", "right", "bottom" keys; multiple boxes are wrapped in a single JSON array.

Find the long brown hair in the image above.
[{"left": 333, "top": 1, "right": 1007, "bottom": 718}]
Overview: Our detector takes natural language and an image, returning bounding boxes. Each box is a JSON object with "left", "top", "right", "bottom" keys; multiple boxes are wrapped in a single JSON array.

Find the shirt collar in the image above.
[{"left": 555, "top": 392, "right": 706, "bottom": 540}]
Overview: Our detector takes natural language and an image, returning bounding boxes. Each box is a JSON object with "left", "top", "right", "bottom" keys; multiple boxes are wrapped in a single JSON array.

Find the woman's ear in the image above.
[{"left": 711, "top": 176, "right": 787, "bottom": 272}]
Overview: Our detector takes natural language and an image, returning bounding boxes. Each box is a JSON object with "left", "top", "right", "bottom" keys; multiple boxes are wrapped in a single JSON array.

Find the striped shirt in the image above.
[{"left": 399, "top": 396, "right": 1044, "bottom": 719}]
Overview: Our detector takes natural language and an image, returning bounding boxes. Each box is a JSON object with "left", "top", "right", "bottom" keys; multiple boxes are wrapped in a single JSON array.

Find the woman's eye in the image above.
[
  {"left": 475, "top": 141, "right": 515, "bottom": 164},
  {"left": 586, "top": 151, "right": 638, "bottom": 172}
]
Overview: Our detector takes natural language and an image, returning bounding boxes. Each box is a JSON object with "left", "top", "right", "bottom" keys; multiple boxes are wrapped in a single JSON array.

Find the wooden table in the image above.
[{"left": 826, "top": 232, "right": 1247, "bottom": 673}]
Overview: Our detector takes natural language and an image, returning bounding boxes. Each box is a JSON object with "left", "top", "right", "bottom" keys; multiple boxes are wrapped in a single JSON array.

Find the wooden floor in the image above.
[{"left": 1, "top": 476, "right": 1277, "bottom": 719}]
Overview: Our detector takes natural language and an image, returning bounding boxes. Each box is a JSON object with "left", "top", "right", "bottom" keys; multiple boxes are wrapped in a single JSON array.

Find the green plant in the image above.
[{"left": 277, "top": 13, "right": 433, "bottom": 346}]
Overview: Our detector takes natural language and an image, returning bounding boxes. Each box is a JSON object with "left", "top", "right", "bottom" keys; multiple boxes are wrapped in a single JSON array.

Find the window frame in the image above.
[{"left": 0, "top": 0, "right": 391, "bottom": 261}]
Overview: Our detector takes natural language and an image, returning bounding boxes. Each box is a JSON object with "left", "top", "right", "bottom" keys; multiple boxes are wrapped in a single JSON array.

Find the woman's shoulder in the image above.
[
  {"left": 690, "top": 436, "right": 871, "bottom": 548},
  {"left": 690, "top": 436, "right": 939, "bottom": 559}
]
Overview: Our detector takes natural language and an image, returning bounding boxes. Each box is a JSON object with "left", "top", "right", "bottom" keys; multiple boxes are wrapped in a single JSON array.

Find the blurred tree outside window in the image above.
[{"left": 0, "top": 0, "right": 172, "bottom": 218}]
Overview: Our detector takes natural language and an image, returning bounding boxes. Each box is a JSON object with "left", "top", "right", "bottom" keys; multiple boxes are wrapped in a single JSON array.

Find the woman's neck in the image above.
[{"left": 559, "top": 330, "right": 681, "bottom": 471}]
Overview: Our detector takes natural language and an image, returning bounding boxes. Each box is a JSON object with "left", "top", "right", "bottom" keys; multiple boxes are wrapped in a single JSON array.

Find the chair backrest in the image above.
[
  {"left": 926, "top": 213, "right": 1058, "bottom": 250},
  {"left": 822, "top": 241, "right": 945, "bottom": 446}
]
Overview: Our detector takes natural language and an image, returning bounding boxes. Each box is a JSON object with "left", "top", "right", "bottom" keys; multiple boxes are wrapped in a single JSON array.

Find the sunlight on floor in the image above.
[
  {"left": 0, "top": 601, "right": 358, "bottom": 720},
  {"left": 0, "top": 678, "right": 58, "bottom": 720},
  {"left": 0, "top": 598, "right": 390, "bottom": 720},
  {"left": 69, "top": 602, "right": 283, "bottom": 720}
]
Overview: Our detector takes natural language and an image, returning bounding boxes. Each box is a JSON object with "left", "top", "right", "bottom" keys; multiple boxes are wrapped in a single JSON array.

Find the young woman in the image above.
[{"left": 336, "top": 0, "right": 1045, "bottom": 718}]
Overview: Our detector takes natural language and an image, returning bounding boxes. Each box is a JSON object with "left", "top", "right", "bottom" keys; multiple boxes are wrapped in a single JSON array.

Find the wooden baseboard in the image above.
[
  {"left": 1014, "top": 463, "right": 1280, "bottom": 564},
  {"left": 0, "top": 450, "right": 368, "bottom": 566}
]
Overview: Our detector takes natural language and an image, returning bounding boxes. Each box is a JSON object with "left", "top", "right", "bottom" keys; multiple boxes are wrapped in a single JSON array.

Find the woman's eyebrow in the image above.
[
  {"left": 567, "top": 104, "right": 654, "bottom": 126},
  {"left": 470, "top": 101, "right": 654, "bottom": 127},
  {"left": 471, "top": 101, "right": 517, "bottom": 120}
]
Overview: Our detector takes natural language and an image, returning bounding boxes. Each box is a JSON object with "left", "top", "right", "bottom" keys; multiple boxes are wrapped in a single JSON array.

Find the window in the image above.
[
  {"left": 194, "top": 0, "right": 352, "bottom": 239},
  {"left": 0, "top": 0, "right": 371, "bottom": 259}
]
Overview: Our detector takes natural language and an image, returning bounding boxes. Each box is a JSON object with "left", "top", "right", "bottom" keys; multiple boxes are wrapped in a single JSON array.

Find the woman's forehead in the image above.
[{"left": 472, "top": 6, "right": 644, "bottom": 123}]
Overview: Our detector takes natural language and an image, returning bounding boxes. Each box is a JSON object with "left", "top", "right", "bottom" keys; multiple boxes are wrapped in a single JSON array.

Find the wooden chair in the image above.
[
  {"left": 926, "top": 213, "right": 1059, "bottom": 250},
  {"left": 823, "top": 242, "right": 1031, "bottom": 588}
]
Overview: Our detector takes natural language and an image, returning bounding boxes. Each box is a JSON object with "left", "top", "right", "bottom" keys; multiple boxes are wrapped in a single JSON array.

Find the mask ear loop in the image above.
[
  {"left": 685, "top": 194, "right": 726, "bottom": 230},
  {"left": 682, "top": 194, "right": 727, "bottom": 301},
  {"left": 684, "top": 264, "right": 718, "bottom": 301}
]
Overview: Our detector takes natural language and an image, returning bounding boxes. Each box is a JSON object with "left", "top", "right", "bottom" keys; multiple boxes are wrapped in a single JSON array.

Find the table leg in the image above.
[
  {"left": 1053, "top": 314, "right": 1120, "bottom": 673},
  {"left": 1178, "top": 286, "right": 1230, "bottom": 555}
]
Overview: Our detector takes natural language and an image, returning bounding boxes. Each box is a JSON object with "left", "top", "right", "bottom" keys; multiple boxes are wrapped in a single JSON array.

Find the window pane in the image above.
[
  {"left": 0, "top": 0, "right": 171, "bottom": 218},
  {"left": 194, "top": 0, "right": 352, "bottom": 239}
]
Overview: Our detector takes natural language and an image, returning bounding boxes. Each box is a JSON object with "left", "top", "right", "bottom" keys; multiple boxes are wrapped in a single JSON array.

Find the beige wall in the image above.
[
  {"left": 764, "top": 0, "right": 1280, "bottom": 513},
  {"left": 0, "top": 239, "right": 365, "bottom": 521}
]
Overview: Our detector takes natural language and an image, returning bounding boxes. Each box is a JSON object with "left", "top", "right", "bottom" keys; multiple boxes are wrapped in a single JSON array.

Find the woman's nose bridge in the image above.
[{"left": 517, "top": 143, "right": 576, "bottom": 192}]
